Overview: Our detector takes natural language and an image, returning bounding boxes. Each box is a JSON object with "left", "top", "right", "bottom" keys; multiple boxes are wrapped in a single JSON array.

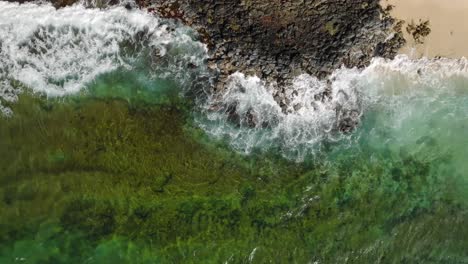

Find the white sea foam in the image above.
[
  {"left": 1, "top": 2, "right": 467, "bottom": 161},
  {"left": 0, "top": 1, "right": 207, "bottom": 115},
  {"left": 199, "top": 55, "right": 468, "bottom": 160}
]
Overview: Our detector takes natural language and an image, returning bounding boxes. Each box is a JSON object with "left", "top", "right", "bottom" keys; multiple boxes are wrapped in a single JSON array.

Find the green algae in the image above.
[{"left": 0, "top": 87, "right": 467, "bottom": 263}]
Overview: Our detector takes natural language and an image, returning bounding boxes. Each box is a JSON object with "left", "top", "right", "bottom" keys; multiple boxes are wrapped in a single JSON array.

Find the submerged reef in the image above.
[{"left": 0, "top": 92, "right": 467, "bottom": 263}]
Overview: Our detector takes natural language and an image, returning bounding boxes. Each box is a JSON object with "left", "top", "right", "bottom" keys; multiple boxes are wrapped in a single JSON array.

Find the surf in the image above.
[
  {"left": 0, "top": 1, "right": 208, "bottom": 115},
  {"left": 0, "top": 1, "right": 467, "bottom": 164}
]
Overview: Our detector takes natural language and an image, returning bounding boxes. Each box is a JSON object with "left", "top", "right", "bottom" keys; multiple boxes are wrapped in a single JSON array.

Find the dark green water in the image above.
[
  {"left": 1, "top": 67, "right": 468, "bottom": 263},
  {"left": 1, "top": 2, "right": 468, "bottom": 263}
]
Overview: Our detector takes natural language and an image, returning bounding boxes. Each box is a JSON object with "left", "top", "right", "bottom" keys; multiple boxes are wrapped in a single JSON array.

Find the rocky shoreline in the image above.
[
  {"left": 146, "top": 0, "right": 406, "bottom": 133},
  {"left": 5, "top": 0, "right": 406, "bottom": 131},
  {"left": 6, "top": 0, "right": 405, "bottom": 87},
  {"left": 146, "top": 0, "right": 405, "bottom": 126},
  {"left": 148, "top": 1, "right": 405, "bottom": 87}
]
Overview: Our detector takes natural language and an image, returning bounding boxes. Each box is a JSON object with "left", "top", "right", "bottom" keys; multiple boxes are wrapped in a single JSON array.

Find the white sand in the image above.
[{"left": 383, "top": 0, "right": 468, "bottom": 58}]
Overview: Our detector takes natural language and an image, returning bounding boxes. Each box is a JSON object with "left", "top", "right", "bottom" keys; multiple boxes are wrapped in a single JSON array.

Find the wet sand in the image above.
[{"left": 383, "top": 0, "right": 468, "bottom": 58}]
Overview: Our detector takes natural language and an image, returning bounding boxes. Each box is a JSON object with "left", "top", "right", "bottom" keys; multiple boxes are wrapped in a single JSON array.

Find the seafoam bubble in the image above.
[{"left": 0, "top": 1, "right": 208, "bottom": 113}]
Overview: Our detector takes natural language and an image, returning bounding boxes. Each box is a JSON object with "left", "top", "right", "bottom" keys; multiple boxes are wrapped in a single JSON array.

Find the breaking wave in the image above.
[
  {"left": 199, "top": 55, "right": 468, "bottom": 160},
  {"left": 0, "top": 1, "right": 467, "bottom": 161},
  {"left": 0, "top": 1, "right": 208, "bottom": 115}
]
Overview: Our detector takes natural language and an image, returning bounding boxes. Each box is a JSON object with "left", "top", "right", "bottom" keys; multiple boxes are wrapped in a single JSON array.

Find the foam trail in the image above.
[
  {"left": 198, "top": 55, "right": 468, "bottom": 161},
  {"left": 0, "top": 1, "right": 208, "bottom": 115}
]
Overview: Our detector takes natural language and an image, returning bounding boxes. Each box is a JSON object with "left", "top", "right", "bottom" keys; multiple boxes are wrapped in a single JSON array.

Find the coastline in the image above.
[
  {"left": 1, "top": 2, "right": 468, "bottom": 263},
  {"left": 383, "top": 0, "right": 468, "bottom": 58}
]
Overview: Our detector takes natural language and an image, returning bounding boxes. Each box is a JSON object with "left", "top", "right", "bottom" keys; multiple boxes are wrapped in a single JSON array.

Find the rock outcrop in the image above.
[
  {"left": 147, "top": 0, "right": 405, "bottom": 131},
  {"left": 148, "top": 0, "right": 405, "bottom": 90},
  {"left": 6, "top": 0, "right": 405, "bottom": 89},
  {"left": 6, "top": 0, "right": 406, "bottom": 132}
]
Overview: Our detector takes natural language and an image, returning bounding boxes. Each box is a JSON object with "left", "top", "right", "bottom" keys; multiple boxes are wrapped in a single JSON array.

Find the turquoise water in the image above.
[{"left": 0, "top": 1, "right": 468, "bottom": 263}]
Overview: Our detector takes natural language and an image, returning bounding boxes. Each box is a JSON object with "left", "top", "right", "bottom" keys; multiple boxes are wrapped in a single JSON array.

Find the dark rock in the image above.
[
  {"left": 6, "top": 0, "right": 406, "bottom": 133},
  {"left": 148, "top": 0, "right": 404, "bottom": 91}
]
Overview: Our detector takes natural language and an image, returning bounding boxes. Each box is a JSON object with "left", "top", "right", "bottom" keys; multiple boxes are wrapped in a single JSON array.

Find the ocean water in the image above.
[{"left": 0, "top": 1, "right": 467, "bottom": 263}]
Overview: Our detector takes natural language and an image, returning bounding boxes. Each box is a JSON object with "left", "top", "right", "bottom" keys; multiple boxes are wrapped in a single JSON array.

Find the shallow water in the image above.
[{"left": 0, "top": 1, "right": 467, "bottom": 263}]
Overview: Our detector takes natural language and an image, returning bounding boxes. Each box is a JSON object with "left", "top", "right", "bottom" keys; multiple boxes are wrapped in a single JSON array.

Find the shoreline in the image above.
[{"left": 383, "top": 0, "right": 468, "bottom": 58}]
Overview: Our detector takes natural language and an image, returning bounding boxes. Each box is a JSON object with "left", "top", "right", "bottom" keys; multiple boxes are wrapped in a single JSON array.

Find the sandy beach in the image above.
[{"left": 383, "top": 0, "right": 468, "bottom": 58}]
